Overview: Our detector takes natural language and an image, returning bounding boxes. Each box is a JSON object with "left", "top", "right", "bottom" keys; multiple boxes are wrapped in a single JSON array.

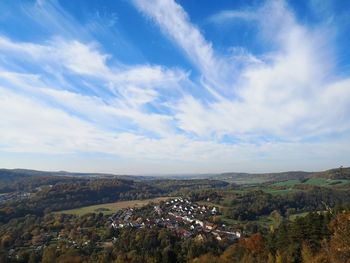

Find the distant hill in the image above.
[
  {"left": 310, "top": 166, "right": 350, "bottom": 179},
  {"left": 0, "top": 168, "right": 156, "bottom": 193},
  {"left": 0, "top": 168, "right": 156, "bottom": 181},
  {"left": 210, "top": 167, "right": 350, "bottom": 184},
  {"left": 1, "top": 166, "right": 349, "bottom": 187}
]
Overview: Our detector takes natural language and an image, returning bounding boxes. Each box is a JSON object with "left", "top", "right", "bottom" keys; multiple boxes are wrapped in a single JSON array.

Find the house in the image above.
[
  {"left": 235, "top": 231, "right": 241, "bottom": 238},
  {"left": 195, "top": 220, "right": 204, "bottom": 227},
  {"left": 212, "top": 232, "right": 222, "bottom": 241},
  {"left": 205, "top": 222, "right": 217, "bottom": 231}
]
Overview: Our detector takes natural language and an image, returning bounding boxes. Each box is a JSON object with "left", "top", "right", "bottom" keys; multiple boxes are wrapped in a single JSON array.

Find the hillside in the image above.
[
  {"left": 0, "top": 168, "right": 159, "bottom": 193},
  {"left": 310, "top": 166, "right": 350, "bottom": 179},
  {"left": 2, "top": 167, "right": 349, "bottom": 188},
  {"left": 0, "top": 168, "right": 154, "bottom": 180},
  {"left": 211, "top": 167, "right": 349, "bottom": 184}
]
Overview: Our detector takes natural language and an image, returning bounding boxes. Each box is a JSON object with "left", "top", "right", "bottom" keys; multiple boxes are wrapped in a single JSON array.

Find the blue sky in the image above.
[{"left": 0, "top": 0, "right": 349, "bottom": 174}]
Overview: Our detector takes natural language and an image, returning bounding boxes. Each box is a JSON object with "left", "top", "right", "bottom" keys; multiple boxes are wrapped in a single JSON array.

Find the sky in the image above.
[{"left": 0, "top": 0, "right": 349, "bottom": 174}]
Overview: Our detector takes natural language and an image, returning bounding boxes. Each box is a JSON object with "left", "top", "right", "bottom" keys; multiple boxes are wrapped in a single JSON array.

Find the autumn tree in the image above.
[{"left": 329, "top": 212, "right": 350, "bottom": 263}]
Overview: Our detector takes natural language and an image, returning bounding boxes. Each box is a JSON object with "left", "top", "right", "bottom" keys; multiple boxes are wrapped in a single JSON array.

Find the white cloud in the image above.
[
  {"left": 57, "top": 40, "right": 110, "bottom": 75},
  {"left": 208, "top": 10, "right": 258, "bottom": 24},
  {"left": 0, "top": 37, "right": 189, "bottom": 137},
  {"left": 171, "top": 0, "right": 350, "bottom": 141},
  {"left": 0, "top": 87, "right": 348, "bottom": 174},
  {"left": 0, "top": 0, "right": 349, "bottom": 173},
  {"left": 0, "top": 36, "right": 186, "bottom": 86},
  {"left": 132, "top": 0, "right": 233, "bottom": 97}
]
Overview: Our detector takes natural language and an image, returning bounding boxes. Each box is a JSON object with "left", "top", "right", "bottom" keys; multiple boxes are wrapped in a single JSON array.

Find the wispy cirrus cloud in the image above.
[
  {"left": 132, "top": 0, "right": 349, "bottom": 138},
  {"left": 132, "top": 0, "right": 235, "bottom": 98},
  {"left": 0, "top": 36, "right": 188, "bottom": 137},
  {"left": 0, "top": 0, "right": 349, "bottom": 173},
  {"left": 208, "top": 10, "right": 258, "bottom": 24}
]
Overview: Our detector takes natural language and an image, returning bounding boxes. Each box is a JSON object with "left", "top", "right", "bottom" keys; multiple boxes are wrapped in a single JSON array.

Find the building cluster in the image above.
[
  {"left": 110, "top": 197, "right": 241, "bottom": 241},
  {"left": 0, "top": 185, "right": 53, "bottom": 204},
  {"left": 0, "top": 192, "right": 30, "bottom": 204}
]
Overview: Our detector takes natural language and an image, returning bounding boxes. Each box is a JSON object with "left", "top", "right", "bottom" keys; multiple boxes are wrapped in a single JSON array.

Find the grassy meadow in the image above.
[{"left": 56, "top": 197, "right": 172, "bottom": 216}]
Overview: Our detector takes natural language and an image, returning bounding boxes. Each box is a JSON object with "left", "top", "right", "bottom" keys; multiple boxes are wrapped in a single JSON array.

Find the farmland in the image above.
[
  {"left": 56, "top": 196, "right": 172, "bottom": 216},
  {"left": 270, "top": 178, "right": 350, "bottom": 187}
]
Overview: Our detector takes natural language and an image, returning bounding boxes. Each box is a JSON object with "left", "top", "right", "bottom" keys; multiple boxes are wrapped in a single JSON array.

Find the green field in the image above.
[
  {"left": 270, "top": 178, "right": 350, "bottom": 188},
  {"left": 271, "top": 179, "right": 301, "bottom": 187},
  {"left": 303, "top": 178, "right": 349, "bottom": 186},
  {"left": 55, "top": 197, "right": 172, "bottom": 216},
  {"left": 218, "top": 214, "right": 278, "bottom": 229}
]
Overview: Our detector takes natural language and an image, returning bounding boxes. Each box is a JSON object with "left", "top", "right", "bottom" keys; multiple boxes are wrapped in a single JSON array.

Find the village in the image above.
[
  {"left": 110, "top": 197, "right": 242, "bottom": 242},
  {"left": 0, "top": 191, "right": 30, "bottom": 204}
]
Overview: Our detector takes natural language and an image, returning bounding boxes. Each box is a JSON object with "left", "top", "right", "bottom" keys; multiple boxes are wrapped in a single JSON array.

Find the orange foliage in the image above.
[{"left": 239, "top": 233, "right": 265, "bottom": 256}]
